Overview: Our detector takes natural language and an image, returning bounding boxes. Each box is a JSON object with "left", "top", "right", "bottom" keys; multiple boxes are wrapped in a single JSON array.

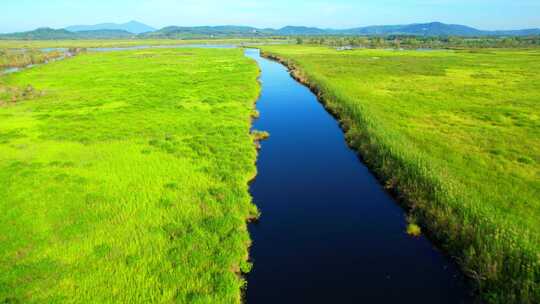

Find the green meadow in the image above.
[
  {"left": 259, "top": 45, "right": 540, "bottom": 303},
  {"left": 0, "top": 48, "right": 259, "bottom": 303}
]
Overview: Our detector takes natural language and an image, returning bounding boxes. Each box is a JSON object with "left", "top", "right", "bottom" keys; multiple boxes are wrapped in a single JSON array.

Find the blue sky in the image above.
[{"left": 1, "top": 0, "right": 539, "bottom": 33}]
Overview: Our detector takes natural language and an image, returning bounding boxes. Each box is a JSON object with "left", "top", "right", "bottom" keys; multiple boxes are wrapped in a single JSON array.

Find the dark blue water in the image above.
[{"left": 244, "top": 48, "right": 472, "bottom": 303}]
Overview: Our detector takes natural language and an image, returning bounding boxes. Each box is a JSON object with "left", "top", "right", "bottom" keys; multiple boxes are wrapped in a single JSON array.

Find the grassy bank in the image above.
[
  {"left": 0, "top": 48, "right": 260, "bottom": 303},
  {"left": 0, "top": 38, "right": 289, "bottom": 49},
  {"left": 0, "top": 49, "right": 64, "bottom": 70},
  {"left": 259, "top": 45, "right": 540, "bottom": 303}
]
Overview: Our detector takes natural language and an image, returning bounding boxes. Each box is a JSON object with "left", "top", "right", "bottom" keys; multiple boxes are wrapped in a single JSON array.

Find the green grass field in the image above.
[
  {"left": 0, "top": 48, "right": 260, "bottom": 303},
  {"left": 259, "top": 45, "right": 540, "bottom": 303}
]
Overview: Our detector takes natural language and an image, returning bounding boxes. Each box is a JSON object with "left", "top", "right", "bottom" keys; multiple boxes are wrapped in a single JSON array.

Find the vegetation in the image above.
[
  {"left": 0, "top": 48, "right": 260, "bottom": 303},
  {"left": 259, "top": 45, "right": 540, "bottom": 303},
  {"left": 406, "top": 223, "right": 422, "bottom": 237},
  {"left": 2, "top": 35, "right": 538, "bottom": 51},
  {"left": 295, "top": 35, "right": 540, "bottom": 49},
  {"left": 0, "top": 38, "right": 288, "bottom": 49},
  {"left": 0, "top": 49, "right": 64, "bottom": 70},
  {"left": 251, "top": 130, "right": 270, "bottom": 141}
]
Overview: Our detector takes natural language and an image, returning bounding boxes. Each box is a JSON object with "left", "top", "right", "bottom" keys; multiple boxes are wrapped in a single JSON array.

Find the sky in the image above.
[{"left": 1, "top": 0, "right": 539, "bottom": 33}]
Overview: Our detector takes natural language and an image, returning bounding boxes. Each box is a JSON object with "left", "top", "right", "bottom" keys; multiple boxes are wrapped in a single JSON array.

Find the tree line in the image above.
[{"left": 295, "top": 35, "right": 540, "bottom": 49}]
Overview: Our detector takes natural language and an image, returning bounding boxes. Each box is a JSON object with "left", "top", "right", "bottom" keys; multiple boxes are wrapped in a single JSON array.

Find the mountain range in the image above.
[
  {"left": 1, "top": 21, "right": 539, "bottom": 40},
  {"left": 138, "top": 22, "right": 540, "bottom": 38},
  {"left": 65, "top": 21, "right": 155, "bottom": 34},
  {"left": 0, "top": 28, "right": 135, "bottom": 40}
]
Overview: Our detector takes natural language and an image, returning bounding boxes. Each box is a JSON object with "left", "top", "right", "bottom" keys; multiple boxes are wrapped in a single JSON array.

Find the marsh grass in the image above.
[
  {"left": 0, "top": 48, "right": 260, "bottom": 303},
  {"left": 251, "top": 130, "right": 270, "bottom": 151},
  {"left": 260, "top": 45, "right": 540, "bottom": 303},
  {"left": 0, "top": 48, "right": 63, "bottom": 70},
  {"left": 251, "top": 130, "right": 270, "bottom": 141},
  {"left": 406, "top": 224, "right": 422, "bottom": 237},
  {"left": 406, "top": 216, "right": 422, "bottom": 237}
]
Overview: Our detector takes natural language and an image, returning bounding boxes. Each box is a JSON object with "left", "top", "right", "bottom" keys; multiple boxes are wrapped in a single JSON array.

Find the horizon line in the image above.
[{"left": 4, "top": 21, "right": 540, "bottom": 35}]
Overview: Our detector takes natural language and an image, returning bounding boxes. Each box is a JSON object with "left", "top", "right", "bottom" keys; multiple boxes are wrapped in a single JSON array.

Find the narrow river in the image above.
[{"left": 245, "top": 48, "right": 472, "bottom": 303}]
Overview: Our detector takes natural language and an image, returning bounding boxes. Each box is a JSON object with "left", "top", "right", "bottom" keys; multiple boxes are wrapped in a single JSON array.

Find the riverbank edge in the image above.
[
  {"left": 238, "top": 51, "right": 264, "bottom": 304},
  {"left": 259, "top": 50, "right": 539, "bottom": 304}
]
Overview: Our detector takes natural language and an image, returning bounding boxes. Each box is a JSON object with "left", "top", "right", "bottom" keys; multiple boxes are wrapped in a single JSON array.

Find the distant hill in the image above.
[
  {"left": 343, "top": 22, "right": 482, "bottom": 36},
  {"left": 66, "top": 21, "right": 155, "bottom": 34},
  {"left": 276, "top": 26, "right": 328, "bottom": 35},
  {"left": 0, "top": 28, "right": 134, "bottom": 40},
  {"left": 342, "top": 22, "right": 540, "bottom": 36},
  {"left": 0, "top": 28, "right": 75, "bottom": 40},
  {"left": 143, "top": 22, "right": 540, "bottom": 38},
  {"left": 1, "top": 22, "right": 539, "bottom": 40},
  {"left": 274, "top": 22, "right": 540, "bottom": 36},
  {"left": 141, "top": 26, "right": 268, "bottom": 38},
  {"left": 491, "top": 29, "right": 540, "bottom": 36}
]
